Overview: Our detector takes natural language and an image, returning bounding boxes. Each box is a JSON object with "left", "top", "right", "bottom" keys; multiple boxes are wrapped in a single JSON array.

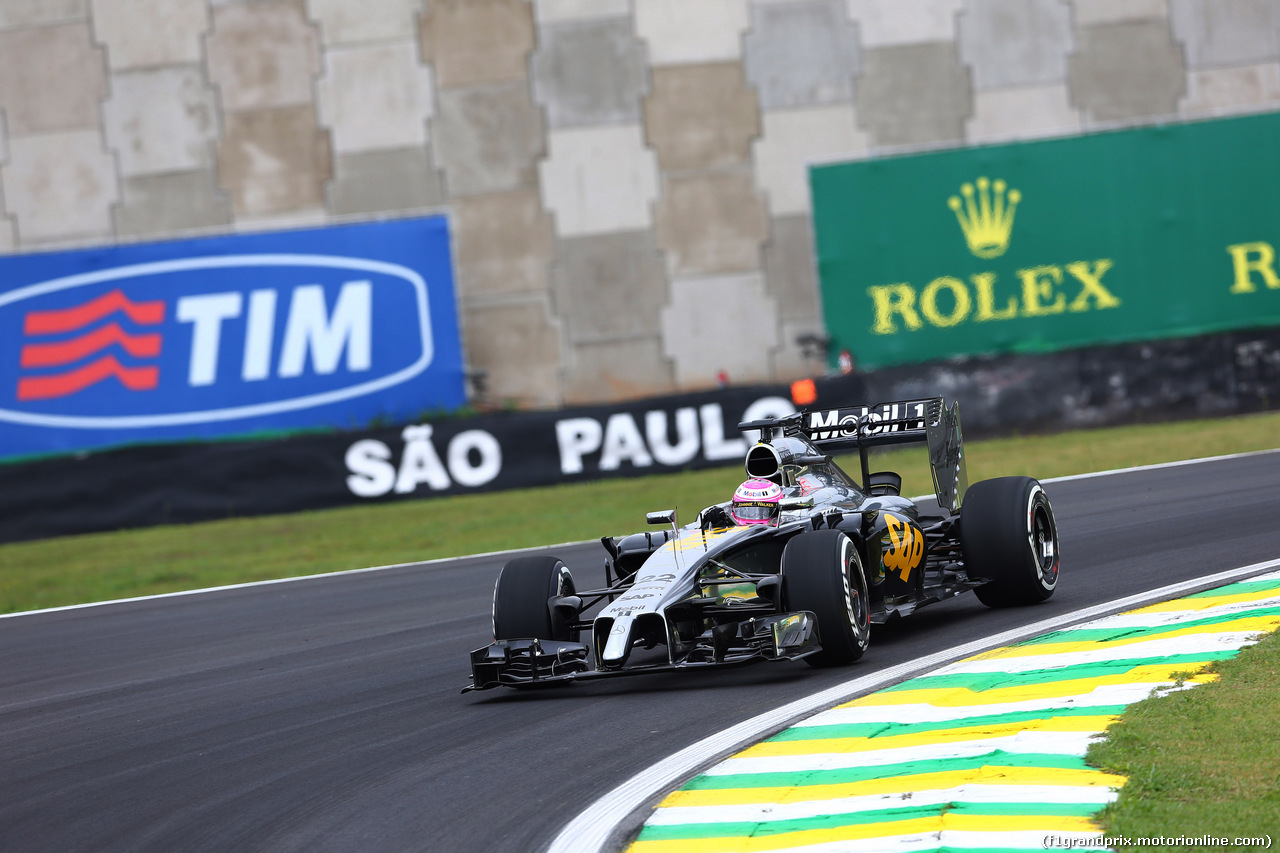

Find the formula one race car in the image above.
[{"left": 463, "top": 397, "right": 1059, "bottom": 692}]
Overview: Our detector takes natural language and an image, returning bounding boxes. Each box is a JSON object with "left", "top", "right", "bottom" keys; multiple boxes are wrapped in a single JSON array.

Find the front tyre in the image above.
[
  {"left": 961, "top": 476, "right": 1059, "bottom": 607},
  {"left": 492, "top": 556, "right": 578, "bottom": 642},
  {"left": 782, "top": 530, "right": 871, "bottom": 667}
]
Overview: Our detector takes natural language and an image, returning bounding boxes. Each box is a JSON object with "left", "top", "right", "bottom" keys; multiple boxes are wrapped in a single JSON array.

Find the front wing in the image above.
[{"left": 463, "top": 610, "right": 820, "bottom": 692}]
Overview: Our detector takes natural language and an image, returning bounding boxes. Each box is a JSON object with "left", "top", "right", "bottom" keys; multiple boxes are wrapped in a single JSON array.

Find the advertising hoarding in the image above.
[
  {"left": 811, "top": 112, "right": 1280, "bottom": 369},
  {"left": 0, "top": 216, "right": 464, "bottom": 459}
]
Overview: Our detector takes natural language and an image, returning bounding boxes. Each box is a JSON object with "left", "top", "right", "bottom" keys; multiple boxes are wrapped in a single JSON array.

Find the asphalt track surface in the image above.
[{"left": 3, "top": 452, "right": 1279, "bottom": 853}]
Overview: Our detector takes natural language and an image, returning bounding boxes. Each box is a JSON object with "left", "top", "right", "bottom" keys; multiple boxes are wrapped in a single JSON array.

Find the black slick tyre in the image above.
[
  {"left": 781, "top": 529, "right": 871, "bottom": 667},
  {"left": 492, "top": 556, "right": 578, "bottom": 642},
  {"left": 961, "top": 476, "right": 1060, "bottom": 607}
]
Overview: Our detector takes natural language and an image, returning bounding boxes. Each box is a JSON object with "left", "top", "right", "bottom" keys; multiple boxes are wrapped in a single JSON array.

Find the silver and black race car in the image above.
[{"left": 463, "top": 396, "right": 1059, "bottom": 692}]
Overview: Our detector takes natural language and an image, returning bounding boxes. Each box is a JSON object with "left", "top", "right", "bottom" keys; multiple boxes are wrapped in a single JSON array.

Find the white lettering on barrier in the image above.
[
  {"left": 646, "top": 408, "right": 699, "bottom": 466},
  {"left": 344, "top": 425, "right": 503, "bottom": 497},
  {"left": 555, "top": 396, "right": 796, "bottom": 475},
  {"left": 556, "top": 417, "right": 604, "bottom": 475},
  {"left": 600, "top": 413, "right": 654, "bottom": 471}
]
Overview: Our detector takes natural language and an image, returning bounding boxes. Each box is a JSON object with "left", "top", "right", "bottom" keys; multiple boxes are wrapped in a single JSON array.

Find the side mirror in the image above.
[{"left": 647, "top": 510, "right": 677, "bottom": 526}]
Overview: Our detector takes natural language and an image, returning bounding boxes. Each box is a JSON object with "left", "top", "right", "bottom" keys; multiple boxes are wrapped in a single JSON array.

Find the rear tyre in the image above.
[
  {"left": 782, "top": 530, "right": 871, "bottom": 667},
  {"left": 492, "top": 556, "right": 578, "bottom": 642},
  {"left": 961, "top": 476, "right": 1059, "bottom": 607}
]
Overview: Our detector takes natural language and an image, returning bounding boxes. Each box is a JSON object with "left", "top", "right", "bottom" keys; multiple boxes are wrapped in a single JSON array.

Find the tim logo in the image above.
[
  {"left": 1, "top": 255, "right": 432, "bottom": 429},
  {"left": 18, "top": 290, "right": 165, "bottom": 401}
]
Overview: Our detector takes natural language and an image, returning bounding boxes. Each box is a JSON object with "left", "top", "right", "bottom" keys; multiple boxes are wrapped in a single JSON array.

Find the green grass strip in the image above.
[
  {"left": 769, "top": 704, "right": 1130, "bottom": 743},
  {"left": 636, "top": 800, "right": 1099, "bottom": 841},
  {"left": 685, "top": 752, "right": 1092, "bottom": 791},
  {"left": 1015, "top": 605, "right": 1280, "bottom": 646},
  {"left": 883, "top": 652, "right": 1236, "bottom": 693},
  {"left": 1086, "top": 629, "right": 1280, "bottom": 845}
]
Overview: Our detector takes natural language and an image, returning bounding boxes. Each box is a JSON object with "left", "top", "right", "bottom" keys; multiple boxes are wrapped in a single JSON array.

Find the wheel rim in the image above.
[
  {"left": 1030, "top": 504, "right": 1058, "bottom": 587},
  {"left": 843, "top": 549, "right": 870, "bottom": 638}
]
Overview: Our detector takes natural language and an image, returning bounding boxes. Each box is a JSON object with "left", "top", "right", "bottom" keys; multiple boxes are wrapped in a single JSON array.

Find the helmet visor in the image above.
[{"left": 732, "top": 502, "right": 777, "bottom": 522}]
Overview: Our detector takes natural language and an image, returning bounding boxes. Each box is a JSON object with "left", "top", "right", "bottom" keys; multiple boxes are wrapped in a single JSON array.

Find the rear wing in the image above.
[
  {"left": 805, "top": 397, "right": 967, "bottom": 513},
  {"left": 742, "top": 397, "right": 968, "bottom": 513}
]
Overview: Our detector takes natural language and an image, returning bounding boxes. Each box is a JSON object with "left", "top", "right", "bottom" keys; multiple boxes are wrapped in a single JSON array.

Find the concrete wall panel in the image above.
[
  {"left": 967, "top": 83, "right": 1082, "bottom": 142},
  {"left": 644, "top": 62, "right": 760, "bottom": 171},
  {"left": 90, "top": 0, "right": 208, "bottom": 69},
  {"left": 207, "top": 1, "right": 320, "bottom": 111},
  {"left": 855, "top": 42, "right": 972, "bottom": 146},
  {"left": 325, "top": 146, "right": 445, "bottom": 216},
  {"left": 3, "top": 0, "right": 1279, "bottom": 406},
  {"left": 958, "top": 0, "right": 1073, "bottom": 90},
  {"left": 103, "top": 65, "right": 217, "bottom": 176},
  {"left": 216, "top": 105, "right": 332, "bottom": 217},
  {"left": 2, "top": 129, "right": 117, "bottom": 242},
  {"left": 432, "top": 82, "right": 544, "bottom": 196},
  {"left": 1180, "top": 62, "right": 1280, "bottom": 117},
  {"left": 0, "top": 23, "right": 106, "bottom": 135},
  {"left": 539, "top": 124, "right": 659, "bottom": 236},
  {"left": 660, "top": 272, "right": 779, "bottom": 387},
  {"left": 0, "top": 110, "right": 11, "bottom": 252},
  {"left": 846, "top": 0, "right": 961, "bottom": 47},
  {"left": 762, "top": 213, "right": 819, "bottom": 322},
  {"left": 1074, "top": 0, "right": 1167, "bottom": 26},
  {"left": 551, "top": 230, "right": 667, "bottom": 339},
  {"left": 420, "top": 0, "right": 534, "bottom": 89},
  {"left": 752, "top": 104, "right": 867, "bottom": 216},
  {"left": 1068, "top": 20, "right": 1186, "bottom": 122},
  {"left": 635, "top": 0, "right": 749, "bottom": 65},
  {"left": 317, "top": 41, "right": 433, "bottom": 154},
  {"left": 452, "top": 188, "right": 554, "bottom": 299},
  {"left": 0, "top": 0, "right": 86, "bottom": 27},
  {"left": 562, "top": 337, "right": 675, "bottom": 403},
  {"left": 307, "top": 0, "right": 419, "bottom": 45},
  {"left": 744, "top": 0, "right": 860, "bottom": 111},
  {"left": 1170, "top": 0, "right": 1280, "bottom": 69},
  {"left": 531, "top": 17, "right": 648, "bottom": 129},
  {"left": 774, "top": 317, "right": 828, "bottom": 379},
  {"left": 113, "top": 169, "right": 232, "bottom": 237},
  {"left": 535, "top": 0, "right": 629, "bottom": 24},
  {"left": 655, "top": 171, "right": 768, "bottom": 277},
  {"left": 462, "top": 301, "right": 562, "bottom": 407}
]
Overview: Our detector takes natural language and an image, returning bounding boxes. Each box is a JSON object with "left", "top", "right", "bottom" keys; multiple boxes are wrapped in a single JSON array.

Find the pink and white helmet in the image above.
[{"left": 731, "top": 478, "right": 783, "bottom": 526}]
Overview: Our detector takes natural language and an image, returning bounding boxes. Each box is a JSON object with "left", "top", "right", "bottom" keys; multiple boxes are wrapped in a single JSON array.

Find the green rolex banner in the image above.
[{"left": 810, "top": 111, "right": 1280, "bottom": 369}]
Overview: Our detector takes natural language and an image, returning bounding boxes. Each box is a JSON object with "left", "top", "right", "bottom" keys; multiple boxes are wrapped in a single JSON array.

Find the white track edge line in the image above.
[
  {"left": 5, "top": 447, "right": 1276, "bottom": 621},
  {"left": 545, "top": 555, "right": 1280, "bottom": 853}
]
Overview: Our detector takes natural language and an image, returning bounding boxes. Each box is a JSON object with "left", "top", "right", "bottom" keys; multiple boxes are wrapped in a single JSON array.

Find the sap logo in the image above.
[
  {"left": 1, "top": 255, "right": 432, "bottom": 428},
  {"left": 556, "top": 397, "right": 794, "bottom": 476}
]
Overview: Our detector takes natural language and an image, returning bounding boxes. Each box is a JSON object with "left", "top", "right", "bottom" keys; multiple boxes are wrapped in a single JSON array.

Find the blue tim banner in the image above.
[{"left": 0, "top": 216, "right": 464, "bottom": 460}]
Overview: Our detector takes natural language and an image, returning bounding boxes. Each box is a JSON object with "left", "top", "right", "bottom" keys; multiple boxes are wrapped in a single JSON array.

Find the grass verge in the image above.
[
  {"left": 1, "top": 410, "right": 1278, "bottom": 614},
  {"left": 1086, "top": 629, "right": 1280, "bottom": 848}
]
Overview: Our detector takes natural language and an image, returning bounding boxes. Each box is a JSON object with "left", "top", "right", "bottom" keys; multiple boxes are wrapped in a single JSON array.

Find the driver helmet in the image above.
[{"left": 731, "top": 478, "right": 783, "bottom": 526}]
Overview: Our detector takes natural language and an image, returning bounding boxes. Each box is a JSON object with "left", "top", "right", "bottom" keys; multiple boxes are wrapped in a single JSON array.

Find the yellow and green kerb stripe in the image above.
[{"left": 627, "top": 570, "right": 1280, "bottom": 853}]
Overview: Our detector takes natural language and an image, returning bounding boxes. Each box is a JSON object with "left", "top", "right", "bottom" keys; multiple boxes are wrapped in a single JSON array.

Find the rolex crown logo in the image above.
[{"left": 948, "top": 176, "right": 1021, "bottom": 259}]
